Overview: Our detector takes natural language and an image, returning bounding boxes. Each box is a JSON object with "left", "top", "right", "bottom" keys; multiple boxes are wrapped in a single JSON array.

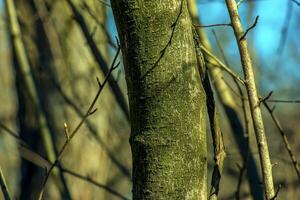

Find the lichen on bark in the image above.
[{"left": 111, "top": 0, "right": 207, "bottom": 199}]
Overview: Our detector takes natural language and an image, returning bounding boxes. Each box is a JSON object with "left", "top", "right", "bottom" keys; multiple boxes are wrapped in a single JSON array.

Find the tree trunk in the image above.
[
  {"left": 111, "top": 0, "right": 207, "bottom": 199},
  {"left": 187, "top": 1, "right": 263, "bottom": 199}
]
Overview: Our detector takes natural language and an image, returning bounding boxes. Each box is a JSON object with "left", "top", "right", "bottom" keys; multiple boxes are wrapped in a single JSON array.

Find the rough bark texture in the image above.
[
  {"left": 187, "top": 1, "right": 263, "bottom": 199},
  {"left": 111, "top": 0, "right": 207, "bottom": 199}
]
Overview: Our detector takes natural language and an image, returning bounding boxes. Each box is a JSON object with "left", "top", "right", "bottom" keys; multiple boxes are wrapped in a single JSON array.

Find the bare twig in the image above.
[
  {"left": 82, "top": 2, "right": 117, "bottom": 49},
  {"left": 267, "top": 99, "right": 300, "bottom": 103},
  {"left": 193, "top": 23, "right": 231, "bottom": 28},
  {"left": 219, "top": 77, "right": 300, "bottom": 185},
  {"left": 262, "top": 101, "right": 300, "bottom": 183},
  {"left": 0, "top": 123, "right": 29, "bottom": 149},
  {"left": 201, "top": 45, "right": 300, "bottom": 105},
  {"left": 189, "top": 4, "right": 265, "bottom": 196},
  {"left": 225, "top": 0, "right": 275, "bottom": 199},
  {"left": 38, "top": 43, "right": 121, "bottom": 200},
  {"left": 239, "top": 16, "right": 259, "bottom": 41},
  {"left": 141, "top": 0, "right": 184, "bottom": 80},
  {"left": 200, "top": 45, "right": 245, "bottom": 85},
  {"left": 66, "top": 0, "right": 130, "bottom": 121},
  {"left": 0, "top": 167, "right": 11, "bottom": 200},
  {"left": 62, "top": 168, "right": 129, "bottom": 200},
  {"left": 46, "top": 65, "right": 131, "bottom": 178},
  {"left": 0, "top": 124, "right": 128, "bottom": 199},
  {"left": 211, "top": 30, "right": 230, "bottom": 67}
]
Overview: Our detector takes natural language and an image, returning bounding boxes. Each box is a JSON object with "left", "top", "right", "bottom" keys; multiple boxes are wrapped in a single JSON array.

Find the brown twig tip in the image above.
[
  {"left": 193, "top": 23, "right": 232, "bottom": 28},
  {"left": 240, "top": 16, "right": 259, "bottom": 41},
  {"left": 64, "top": 122, "right": 70, "bottom": 141}
]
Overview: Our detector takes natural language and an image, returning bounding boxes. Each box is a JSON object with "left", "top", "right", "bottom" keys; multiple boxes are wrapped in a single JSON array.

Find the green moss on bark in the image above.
[{"left": 111, "top": 0, "right": 207, "bottom": 199}]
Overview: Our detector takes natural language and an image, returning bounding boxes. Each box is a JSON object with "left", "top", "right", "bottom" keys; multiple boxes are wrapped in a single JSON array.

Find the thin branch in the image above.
[
  {"left": 239, "top": 16, "right": 259, "bottom": 41},
  {"left": 66, "top": 0, "right": 130, "bottom": 121},
  {"left": 0, "top": 167, "right": 11, "bottom": 200},
  {"left": 200, "top": 45, "right": 245, "bottom": 85},
  {"left": 141, "top": 0, "right": 184, "bottom": 80},
  {"left": 0, "top": 123, "right": 128, "bottom": 199},
  {"left": 193, "top": 23, "right": 231, "bottom": 28},
  {"left": 211, "top": 29, "right": 230, "bottom": 67},
  {"left": 62, "top": 168, "right": 129, "bottom": 200},
  {"left": 262, "top": 101, "right": 300, "bottom": 183},
  {"left": 225, "top": 0, "right": 275, "bottom": 199},
  {"left": 219, "top": 78, "right": 300, "bottom": 184},
  {"left": 82, "top": 2, "right": 117, "bottom": 49},
  {"left": 45, "top": 59, "right": 131, "bottom": 179},
  {"left": 201, "top": 45, "right": 300, "bottom": 105},
  {"left": 0, "top": 123, "right": 29, "bottom": 149},
  {"left": 0, "top": 124, "right": 52, "bottom": 168},
  {"left": 38, "top": 44, "right": 121, "bottom": 200},
  {"left": 267, "top": 99, "right": 300, "bottom": 103}
]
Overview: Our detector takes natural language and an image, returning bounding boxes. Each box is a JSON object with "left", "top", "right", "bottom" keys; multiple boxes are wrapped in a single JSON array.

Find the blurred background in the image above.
[{"left": 0, "top": 0, "right": 299, "bottom": 199}]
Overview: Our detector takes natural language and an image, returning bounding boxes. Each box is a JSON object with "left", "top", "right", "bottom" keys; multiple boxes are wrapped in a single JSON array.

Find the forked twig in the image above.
[
  {"left": 262, "top": 101, "right": 300, "bottom": 183},
  {"left": 225, "top": 0, "right": 275, "bottom": 198},
  {"left": 239, "top": 16, "right": 259, "bottom": 41}
]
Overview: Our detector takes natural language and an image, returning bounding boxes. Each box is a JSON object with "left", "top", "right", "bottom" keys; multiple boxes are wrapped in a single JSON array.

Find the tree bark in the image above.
[
  {"left": 111, "top": 0, "right": 207, "bottom": 199},
  {"left": 187, "top": 1, "right": 263, "bottom": 199}
]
